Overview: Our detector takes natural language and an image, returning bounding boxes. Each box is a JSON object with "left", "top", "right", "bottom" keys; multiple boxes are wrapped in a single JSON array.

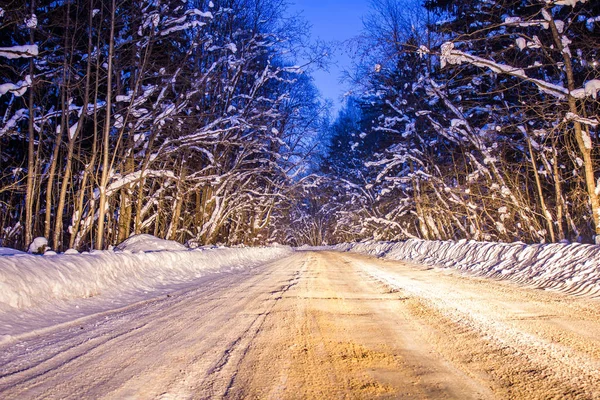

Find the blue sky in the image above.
[{"left": 287, "top": 0, "right": 371, "bottom": 113}]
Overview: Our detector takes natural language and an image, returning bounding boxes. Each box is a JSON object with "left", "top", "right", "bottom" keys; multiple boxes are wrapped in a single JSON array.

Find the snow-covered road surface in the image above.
[{"left": 1, "top": 251, "right": 600, "bottom": 399}]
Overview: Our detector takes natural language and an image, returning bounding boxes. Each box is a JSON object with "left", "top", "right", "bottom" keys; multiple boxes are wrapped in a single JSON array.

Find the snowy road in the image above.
[{"left": 1, "top": 251, "right": 600, "bottom": 399}]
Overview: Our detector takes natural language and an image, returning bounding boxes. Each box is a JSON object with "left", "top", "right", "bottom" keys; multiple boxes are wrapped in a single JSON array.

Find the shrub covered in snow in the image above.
[{"left": 27, "top": 237, "right": 49, "bottom": 254}]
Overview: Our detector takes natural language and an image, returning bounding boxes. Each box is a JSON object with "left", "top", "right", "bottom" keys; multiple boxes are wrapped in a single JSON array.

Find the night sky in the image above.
[{"left": 288, "top": 0, "right": 370, "bottom": 113}]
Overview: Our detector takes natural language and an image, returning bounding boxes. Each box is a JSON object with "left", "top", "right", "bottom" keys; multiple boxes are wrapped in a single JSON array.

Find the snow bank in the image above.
[
  {"left": 0, "top": 246, "right": 292, "bottom": 311},
  {"left": 335, "top": 239, "right": 600, "bottom": 298},
  {"left": 0, "top": 247, "right": 24, "bottom": 256},
  {"left": 116, "top": 234, "right": 187, "bottom": 252}
]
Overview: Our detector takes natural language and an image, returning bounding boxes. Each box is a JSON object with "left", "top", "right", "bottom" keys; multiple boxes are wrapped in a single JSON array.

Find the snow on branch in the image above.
[
  {"left": 440, "top": 42, "right": 600, "bottom": 100},
  {"left": 95, "top": 170, "right": 179, "bottom": 199},
  {"left": 159, "top": 8, "right": 213, "bottom": 36},
  {"left": 552, "top": 0, "right": 588, "bottom": 7},
  {"left": 0, "top": 109, "right": 27, "bottom": 137},
  {"left": 570, "top": 80, "right": 600, "bottom": 100},
  {"left": 503, "top": 16, "right": 549, "bottom": 29},
  {"left": 0, "top": 75, "right": 32, "bottom": 97},
  {"left": 564, "top": 112, "right": 599, "bottom": 127},
  {"left": 0, "top": 45, "right": 38, "bottom": 59}
]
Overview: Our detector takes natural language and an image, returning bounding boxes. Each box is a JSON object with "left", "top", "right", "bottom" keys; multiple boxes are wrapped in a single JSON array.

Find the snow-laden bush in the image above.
[{"left": 28, "top": 237, "right": 49, "bottom": 254}]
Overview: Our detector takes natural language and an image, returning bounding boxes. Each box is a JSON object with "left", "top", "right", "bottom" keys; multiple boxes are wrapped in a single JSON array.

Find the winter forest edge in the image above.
[{"left": 1, "top": 0, "right": 599, "bottom": 252}]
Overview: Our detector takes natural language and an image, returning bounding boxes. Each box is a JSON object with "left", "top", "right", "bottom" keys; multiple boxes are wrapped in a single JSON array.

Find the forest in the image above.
[{"left": 1, "top": 0, "right": 599, "bottom": 251}]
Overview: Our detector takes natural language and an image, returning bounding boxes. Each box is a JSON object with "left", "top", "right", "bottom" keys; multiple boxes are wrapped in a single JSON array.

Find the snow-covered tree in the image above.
[
  {"left": 313, "top": 0, "right": 600, "bottom": 245},
  {"left": 0, "top": 0, "right": 324, "bottom": 250}
]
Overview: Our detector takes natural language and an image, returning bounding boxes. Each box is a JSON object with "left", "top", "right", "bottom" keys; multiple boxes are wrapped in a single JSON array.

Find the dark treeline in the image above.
[
  {"left": 0, "top": 0, "right": 327, "bottom": 250},
  {"left": 296, "top": 0, "right": 600, "bottom": 246}
]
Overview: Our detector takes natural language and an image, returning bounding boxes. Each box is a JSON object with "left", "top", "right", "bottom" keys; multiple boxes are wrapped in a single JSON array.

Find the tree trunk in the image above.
[
  {"left": 525, "top": 132, "right": 555, "bottom": 242},
  {"left": 117, "top": 154, "right": 135, "bottom": 243},
  {"left": 44, "top": 122, "right": 64, "bottom": 241},
  {"left": 96, "top": 0, "right": 116, "bottom": 249},
  {"left": 167, "top": 164, "right": 186, "bottom": 241},
  {"left": 24, "top": 0, "right": 37, "bottom": 248},
  {"left": 551, "top": 142, "right": 566, "bottom": 241}
]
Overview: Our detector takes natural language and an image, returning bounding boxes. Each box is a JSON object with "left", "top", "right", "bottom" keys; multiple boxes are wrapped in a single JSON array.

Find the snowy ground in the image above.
[
  {"left": 1, "top": 240, "right": 600, "bottom": 398},
  {"left": 1, "top": 250, "right": 599, "bottom": 398}
]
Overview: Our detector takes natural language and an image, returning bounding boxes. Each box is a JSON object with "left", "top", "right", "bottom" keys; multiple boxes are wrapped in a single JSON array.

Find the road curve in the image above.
[{"left": 1, "top": 251, "right": 599, "bottom": 399}]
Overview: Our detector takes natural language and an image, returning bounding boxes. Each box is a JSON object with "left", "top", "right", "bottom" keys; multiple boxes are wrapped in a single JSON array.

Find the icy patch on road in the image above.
[{"left": 334, "top": 239, "right": 600, "bottom": 298}]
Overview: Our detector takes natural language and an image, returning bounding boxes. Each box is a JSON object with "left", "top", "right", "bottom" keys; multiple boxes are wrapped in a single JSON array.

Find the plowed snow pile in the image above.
[
  {"left": 115, "top": 233, "right": 188, "bottom": 252},
  {"left": 0, "top": 239, "right": 292, "bottom": 312},
  {"left": 335, "top": 239, "right": 600, "bottom": 298}
]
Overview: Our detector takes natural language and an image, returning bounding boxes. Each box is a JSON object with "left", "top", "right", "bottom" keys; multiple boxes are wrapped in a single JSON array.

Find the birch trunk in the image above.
[{"left": 96, "top": 0, "right": 116, "bottom": 249}]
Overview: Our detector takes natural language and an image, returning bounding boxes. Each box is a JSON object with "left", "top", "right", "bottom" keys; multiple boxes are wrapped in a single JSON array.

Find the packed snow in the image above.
[{"left": 334, "top": 239, "right": 600, "bottom": 298}]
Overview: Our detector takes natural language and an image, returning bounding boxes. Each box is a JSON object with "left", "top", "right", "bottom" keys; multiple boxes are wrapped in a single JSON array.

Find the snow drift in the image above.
[
  {"left": 335, "top": 239, "right": 600, "bottom": 298},
  {"left": 0, "top": 245, "right": 292, "bottom": 311},
  {"left": 0, "top": 248, "right": 24, "bottom": 256},
  {"left": 115, "top": 233, "right": 187, "bottom": 252}
]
